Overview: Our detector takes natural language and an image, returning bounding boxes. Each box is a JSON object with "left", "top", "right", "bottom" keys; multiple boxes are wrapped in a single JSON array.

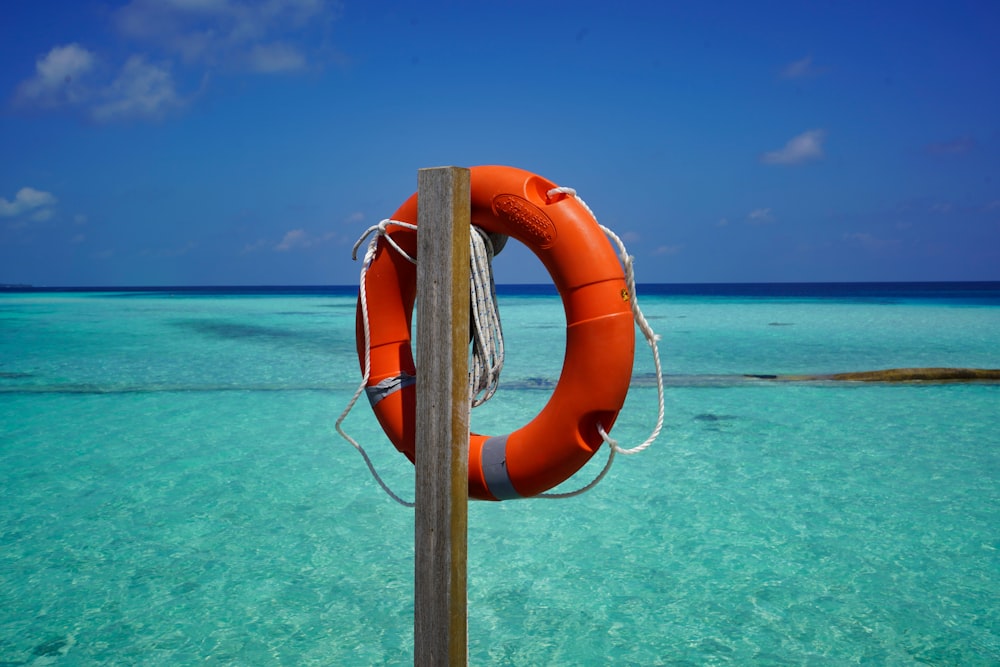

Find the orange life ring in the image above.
[{"left": 356, "top": 165, "right": 635, "bottom": 500}]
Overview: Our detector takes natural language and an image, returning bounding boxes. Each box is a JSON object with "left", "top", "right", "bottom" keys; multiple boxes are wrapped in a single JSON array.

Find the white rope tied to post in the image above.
[
  {"left": 337, "top": 220, "right": 507, "bottom": 506},
  {"left": 337, "top": 219, "right": 419, "bottom": 507},
  {"left": 536, "top": 186, "right": 666, "bottom": 499}
]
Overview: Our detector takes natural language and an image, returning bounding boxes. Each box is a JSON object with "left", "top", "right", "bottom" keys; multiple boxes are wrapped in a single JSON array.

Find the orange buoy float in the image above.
[{"left": 356, "top": 165, "right": 635, "bottom": 500}]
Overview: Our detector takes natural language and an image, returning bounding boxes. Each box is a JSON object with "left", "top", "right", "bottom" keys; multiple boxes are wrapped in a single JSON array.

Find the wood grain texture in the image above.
[{"left": 414, "top": 166, "right": 470, "bottom": 666}]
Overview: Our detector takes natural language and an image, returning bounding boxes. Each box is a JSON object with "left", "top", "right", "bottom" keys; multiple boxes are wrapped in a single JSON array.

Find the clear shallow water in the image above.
[{"left": 1, "top": 284, "right": 998, "bottom": 665}]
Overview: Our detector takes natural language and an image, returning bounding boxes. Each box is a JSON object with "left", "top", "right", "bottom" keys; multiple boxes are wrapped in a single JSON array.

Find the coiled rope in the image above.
[
  {"left": 336, "top": 189, "right": 665, "bottom": 505},
  {"left": 469, "top": 229, "right": 505, "bottom": 407}
]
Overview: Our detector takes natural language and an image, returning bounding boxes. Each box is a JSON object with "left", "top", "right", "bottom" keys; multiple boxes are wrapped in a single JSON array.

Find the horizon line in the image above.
[{"left": 3, "top": 279, "right": 999, "bottom": 292}]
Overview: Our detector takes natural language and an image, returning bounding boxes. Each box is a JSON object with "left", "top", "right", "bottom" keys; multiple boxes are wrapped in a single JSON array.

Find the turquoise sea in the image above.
[{"left": 1, "top": 282, "right": 998, "bottom": 665}]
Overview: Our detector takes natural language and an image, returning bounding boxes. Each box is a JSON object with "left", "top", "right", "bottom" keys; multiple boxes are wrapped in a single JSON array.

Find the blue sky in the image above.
[{"left": 1, "top": 1, "right": 998, "bottom": 286}]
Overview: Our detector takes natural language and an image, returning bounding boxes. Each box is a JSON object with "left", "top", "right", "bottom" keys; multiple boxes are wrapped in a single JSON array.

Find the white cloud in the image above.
[
  {"left": 15, "top": 1, "right": 336, "bottom": 122},
  {"left": 241, "top": 238, "right": 269, "bottom": 254},
  {"left": 747, "top": 208, "right": 775, "bottom": 224},
  {"left": 654, "top": 244, "right": 682, "bottom": 256},
  {"left": 761, "top": 129, "right": 826, "bottom": 165},
  {"left": 0, "top": 187, "right": 58, "bottom": 219},
  {"left": 275, "top": 229, "right": 308, "bottom": 251},
  {"left": 780, "top": 55, "right": 822, "bottom": 79},
  {"left": 844, "top": 232, "right": 899, "bottom": 251},
  {"left": 925, "top": 137, "right": 975, "bottom": 155},
  {"left": 14, "top": 44, "right": 97, "bottom": 108},
  {"left": 247, "top": 42, "right": 307, "bottom": 72},
  {"left": 142, "top": 241, "right": 198, "bottom": 257},
  {"left": 114, "top": 0, "right": 331, "bottom": 71},
  {"left": 273, "top": 227, "right": 337, "bottom": 251},
  {"left": 90, "top": 56, "right": 182, "bottom": 122},
  {"left": 15, "top": 46, "right": 182, "bottom": 121}
]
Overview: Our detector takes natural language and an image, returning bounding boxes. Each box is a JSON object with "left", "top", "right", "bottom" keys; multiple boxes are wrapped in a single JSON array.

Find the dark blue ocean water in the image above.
[
  {"left": 1, "top": 282, "right": 998, "bottom": 664},
  {"left": 5, "top": 280, "right": 1000, "bottom": 303}
]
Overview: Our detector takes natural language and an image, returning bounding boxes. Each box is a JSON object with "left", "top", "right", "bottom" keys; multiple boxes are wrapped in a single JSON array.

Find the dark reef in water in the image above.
[
  {"left": 750, "top": 368, "right": 1000, "bottom": 383},
  {"left": 33, "top": 636, "right": 69, "bottom": 656}
]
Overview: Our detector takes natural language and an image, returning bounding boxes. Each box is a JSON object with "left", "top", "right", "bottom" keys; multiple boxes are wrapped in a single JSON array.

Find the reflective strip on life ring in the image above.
[{"left": 356, "top": 165, "right": 635, "bottom": 500}]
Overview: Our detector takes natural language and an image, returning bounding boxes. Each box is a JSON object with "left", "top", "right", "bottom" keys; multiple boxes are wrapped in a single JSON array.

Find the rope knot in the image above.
[{"left": 546, "top": 186, "right": 577, "bottom": 202}]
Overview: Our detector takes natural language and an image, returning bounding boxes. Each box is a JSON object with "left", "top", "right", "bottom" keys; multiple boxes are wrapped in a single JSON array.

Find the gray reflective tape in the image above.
[
  {"left": 365, "top": 372, "right": 415, "bottom": 407},
  {"left": 481, "top": 435, "right": 522, "bottom": 500}
]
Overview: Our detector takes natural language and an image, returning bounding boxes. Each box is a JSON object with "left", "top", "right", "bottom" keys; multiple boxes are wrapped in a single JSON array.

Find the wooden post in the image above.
[{"left": 414, "top": 166, "right": 470, "bottom": 666}]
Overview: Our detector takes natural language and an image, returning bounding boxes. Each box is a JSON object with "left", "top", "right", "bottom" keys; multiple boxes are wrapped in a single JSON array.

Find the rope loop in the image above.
[
  {"left": 537, "top": 185, "right": 665, "bottom": 499},
  {"left": 351, "top": 219, "right": 418, "bottom": 264},
  {"left": 337, "top": 221, "right": 416, "bottom": 506}
]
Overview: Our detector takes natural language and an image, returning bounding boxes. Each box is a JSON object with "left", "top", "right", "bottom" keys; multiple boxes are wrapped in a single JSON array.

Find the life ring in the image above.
[{"left": 356, "top": 165, "right": 635, "bottom": 500}]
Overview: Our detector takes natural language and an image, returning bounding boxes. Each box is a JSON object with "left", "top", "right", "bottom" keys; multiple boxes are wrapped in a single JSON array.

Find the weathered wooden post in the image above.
[{"left": 414, "top": 166, "right": 470, "bottom": 666}]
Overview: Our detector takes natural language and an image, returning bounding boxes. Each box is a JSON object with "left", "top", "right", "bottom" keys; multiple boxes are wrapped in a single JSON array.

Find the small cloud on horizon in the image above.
[
  {"left": 653, "top": 244, "right": 682, "bottom": 256},
  {"left": 241, "top": 238, "right": 269, "bottom": 254},
  {"left": 275, "top": 229, "right": 308, "bottom": 251},
  {"left": 761, "top": 129, "right": 826, "bottom": 165},
  {"left": 843, "top": 231, "right": 900, "bottom": 252},
  {"left": 274, "top": 228, "right": 338, "bottom": 252},
  {"left": 141, "top": 241, "right": 198, "bottom": 258}
]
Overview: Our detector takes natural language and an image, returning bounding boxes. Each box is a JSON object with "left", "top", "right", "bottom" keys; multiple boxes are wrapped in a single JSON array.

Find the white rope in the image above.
[
  {"left": 337, "top": 219, "right": 506, "bottom": 506},
  {"left": 350, "top": 218, "right": 418, "bottom": 264},
  {"left": 537, "top": 186, "right": 665, "bottom": 499},
  {"left": 469, "top": 228, "right": 505, "bottom": 406},
  {"left": 594, "top": 222, "right": 666, "bottom": 455},
  {"left": 336, "top": 219, "right": 417, "bottom": 507}
]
